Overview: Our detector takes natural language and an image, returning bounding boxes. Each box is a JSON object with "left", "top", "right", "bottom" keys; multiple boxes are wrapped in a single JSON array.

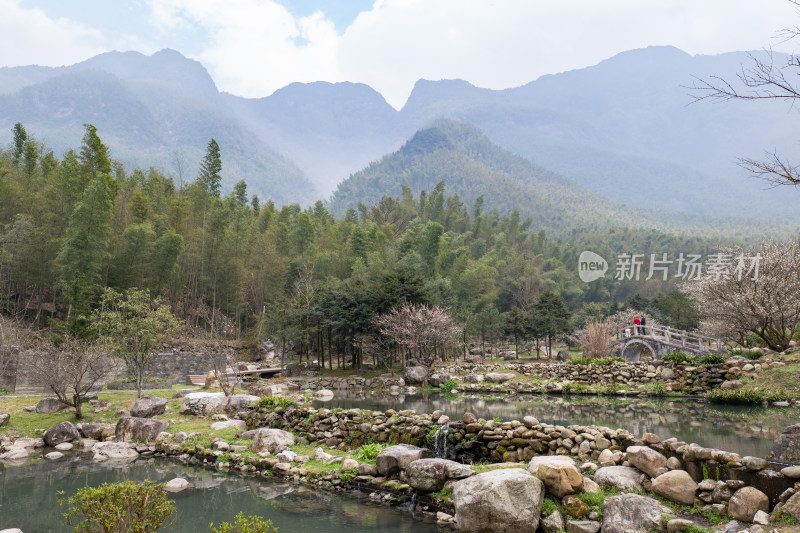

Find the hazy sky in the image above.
[{"left": 2, "top": 0, "right": 798, "bottom": 108}]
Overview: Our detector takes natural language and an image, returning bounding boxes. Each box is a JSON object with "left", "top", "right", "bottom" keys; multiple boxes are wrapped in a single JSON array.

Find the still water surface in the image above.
[
  {"left": 314, "top": 391, "right": 798, "bottom": 458},
  {"left": 0, "top": 459, "right": 439, "bottom": 533}
]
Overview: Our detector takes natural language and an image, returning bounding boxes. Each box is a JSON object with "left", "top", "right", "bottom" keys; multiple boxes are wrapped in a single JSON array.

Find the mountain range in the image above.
[{"left": 0, "top": 46, "right": 797, "bottom": 222}]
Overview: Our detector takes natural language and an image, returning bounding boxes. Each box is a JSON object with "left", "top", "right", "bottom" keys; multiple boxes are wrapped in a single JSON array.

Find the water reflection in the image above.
[
  {"left": 0, "top": 460, "right": 437, "bottom": 533},
  {"left": 313, "top": 391, "right": 797, "bottom": 458}
]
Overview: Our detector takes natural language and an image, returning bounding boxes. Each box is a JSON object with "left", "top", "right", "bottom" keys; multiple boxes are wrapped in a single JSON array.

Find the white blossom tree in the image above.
[
  {"left": 375, "top": 304, "right": 461, "bottom": 368},
  {"left": 683, "top": 240, "right": 800, "bottom": 352}
]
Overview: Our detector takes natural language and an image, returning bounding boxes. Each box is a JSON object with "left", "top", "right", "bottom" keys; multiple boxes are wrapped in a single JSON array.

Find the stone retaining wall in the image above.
[
  {"left": 10, "top": 348, "right": 231, "bottom": 391},
  {"left": 244, "top": 404, "right": 795, "bottom": 503},
  {"left": 0, "top": 344, "right": 18, "bottom": 391}
]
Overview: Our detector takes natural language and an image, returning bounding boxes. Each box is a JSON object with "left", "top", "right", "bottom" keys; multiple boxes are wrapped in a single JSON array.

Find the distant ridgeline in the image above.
[{"left": 1, "top": 46, "right": 799, "bottom": 223}]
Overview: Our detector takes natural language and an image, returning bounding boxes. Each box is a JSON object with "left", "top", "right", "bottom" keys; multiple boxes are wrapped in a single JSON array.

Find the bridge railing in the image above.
[{"left": 615, "top": 325, "right": 725, "bottom": 353}]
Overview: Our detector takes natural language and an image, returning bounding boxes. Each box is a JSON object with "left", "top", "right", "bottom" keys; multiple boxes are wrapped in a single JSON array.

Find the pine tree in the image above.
[
  {"left": 79, "top": 124, "right": 112, "bottom": 179},
  {"left": 11, "top": 122, "right": 27, "bottom": 168},
  {"left": 198, "top": 138, "right": 222, "bottom": 197}
]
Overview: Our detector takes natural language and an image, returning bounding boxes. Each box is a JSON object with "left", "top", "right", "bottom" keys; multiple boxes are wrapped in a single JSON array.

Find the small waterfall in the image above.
[{"left": 433, "top": 421, "right": 451, "bottom": 458}]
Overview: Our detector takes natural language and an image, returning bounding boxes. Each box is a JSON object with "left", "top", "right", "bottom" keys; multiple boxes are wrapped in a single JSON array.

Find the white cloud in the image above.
[
  {"left": 0, "top": 0, "right": 105, "bottom": 67},
  {"left": 337, "top": 0, "right": 800, "bottom": 108},
  {"left": 148, "top": 0, "right": 341, "bottom": 97}
]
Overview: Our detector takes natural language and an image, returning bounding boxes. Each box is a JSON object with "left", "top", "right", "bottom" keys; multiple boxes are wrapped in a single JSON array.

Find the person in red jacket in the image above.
[{"left": 633, "top": 316, "right": 641, "bottom": 335}]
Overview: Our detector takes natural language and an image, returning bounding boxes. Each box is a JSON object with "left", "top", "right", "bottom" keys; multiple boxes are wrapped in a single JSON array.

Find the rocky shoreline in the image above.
[{"left": 3, "top": 390, "right": 800, "bottom": 533}]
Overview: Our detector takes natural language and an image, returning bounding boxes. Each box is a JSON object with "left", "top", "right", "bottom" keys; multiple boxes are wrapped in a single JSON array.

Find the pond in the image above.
[
  {"left": 313, "top": 391, "right": 798, "bottom": 458},
  {"left": 0, "top": 459, "right": 439, "bottom": 533}
]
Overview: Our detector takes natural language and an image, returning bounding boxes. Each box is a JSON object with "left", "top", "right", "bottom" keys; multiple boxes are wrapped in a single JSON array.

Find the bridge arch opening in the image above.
[{"left": 621, "top": 340, "right": 656, "bottom": 362}]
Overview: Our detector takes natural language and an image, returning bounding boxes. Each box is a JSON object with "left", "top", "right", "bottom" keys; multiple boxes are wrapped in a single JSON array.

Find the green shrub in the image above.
[
  {"left": 663, "top": 352, "right": 690, "bottom": 364},
  {"left": 60, "top": 481, "right": 176, "bottom": 533},
  {"left": 442, "top": 379, "right": 458, "bottom": 393},
  {"left": 259, "top": 396, "right": 294, "bottom": 410},
  {"left": 706, "top": 387, "right": 790, "bottom": 405},
  {"left": 696, "top": 354, "right": 726, "bottom": 365},
  {"left": 572, "top": 383, "right": 592, "bottom": 394},
  {"left": 561, "top": 383, "right": 573, "bottom": 394},
  {"left": 356, "top": 442, "right": 388, "bottom": 462},
  {"left": 339, "top": 468, "right": 358, "bottom": 484},
  {"left": 541, "top": 497, "right": 561, "bottom": 517},
  {"left": 209, "top": 512, "right": 278, "bottom": 533},
  {"left": 647, "top": 383, "right": 667, "bottom": 397},
  {"left": 598, "top": 384, "right": 622, "bottom": 395}
]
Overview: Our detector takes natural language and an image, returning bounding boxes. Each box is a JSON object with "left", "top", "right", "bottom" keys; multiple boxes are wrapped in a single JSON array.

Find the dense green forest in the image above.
[{"left": 0, "top": 123, "right": 726, "bottom": 364}]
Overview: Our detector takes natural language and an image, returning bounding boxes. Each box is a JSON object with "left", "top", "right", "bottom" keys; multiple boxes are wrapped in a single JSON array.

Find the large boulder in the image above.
[
  {"left": 179, "top": 392, "right": 225, "bottom": 415},
  {"left": 453, "top": 468, "right": 544, "bottom": 533},
  {"left": 538, "top": 463, "right": 584, "bottom": 498},
  {"left": 0, "top": 413, "right": 9, "bottom": 427},
  {"left": 406, "top": 458, "right": 474, "bottom": 492},
  {"left": 557, "top": 350, "right": 572, "bottom": 362},
  {"left": 651, "top": 470, "right": 698, "bottom": 505},
  {"left": 485, "top": 372, "right": 515, "bottom": 384},
  {"left": 463, "top": 374, "right": 484, "bottom": 383},
  {"left": 594, "top": 466, "right": 643, "bottom": 492},
  {"left": 80, "top": 422, "right": 116, "bottom": 440},
  {"left": 784, "top": 492, "right": 800, "bottom": 521},
  {"left": 429, "top": 373, "right": 452, "bottom": 387},
  {"left": 376, "top": 444, "right": 433, "bottom": 475},
  {"left": 130, "top": 396, "right": 167, "bottom": 418},
  {"left": 226, "top": 394, "right": 260, "bottom": 412},
  {"left": 114, "top": 417, "right": 169, "bottom": 443},
  {"left": 210, "top": 419, "right": 247, "bottom": 432},
  {"left": 403, "top": 365, "right": 428, "bottom": 385},
  {"left": 35, "top": 398, "right": 69, "bottom": 414},
  {"left": 601, "top": 493, "right": 669, "bottom": 533},
  {"left": 163, "top": 478, "right": 191, "bottom": 493},
  {"left": 528, "top": 455, "right": 576, "bottom": 473},
  {"left": 626, "top": 446, "right": 667, "bottom": 477},
  {"left": 44, "top": 421, "right": 81, "bottom": 446},
  {"left": 768, "top": 424, "right": 800, "bottom": 464},
  {"left": 728, "top": 487, "right": 769, "bottom": 522},
  {"left": 91, "top": 441, "right": 139, "bottom": 463},
  {"left": 249, "top": 428, "right": 295, "bottom": 454}
]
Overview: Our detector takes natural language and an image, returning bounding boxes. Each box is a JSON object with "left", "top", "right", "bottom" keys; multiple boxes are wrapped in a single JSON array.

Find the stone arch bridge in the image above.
[{"left": 612, "top": 326, "right": 726, "bottom": 362}]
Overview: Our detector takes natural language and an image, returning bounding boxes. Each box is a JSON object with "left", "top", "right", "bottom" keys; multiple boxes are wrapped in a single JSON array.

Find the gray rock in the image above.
[
  {"left": 783, "top": 492, "right": 800, "bottom": 521},
  {"left": 163, "top": 477, "right": 191, "bottom": 493},
  {"left": 485, "top": 372, "right": 515, "bottom": 384},
  {"left": 593, "top": 466, "right": 643, "bottom": 492},
  {"left": 463, "top": 374, "right": 484, "bottom": 383},
  {"left": 538, "top": 462, "right": 584, "bottom": 498},
  {"left": 0, "top": 446, "right": 29, "bottom": 462},
  {"left": 666, "top": 519, "right": 695, "bottom": 533},
  {"left": 407, "top": 458, "right": 475, "bottom": 491},
  {"left": 226, "top": 394, "right": 260, "bottom": 411},
  {"left": 650, "top": 470, "right": 697, "bottom": 505},
  {"left": 114, "top": 417, "right": 169, "bottom": 443},
  {"left": 625, "top": 446, "right": 667, "bottom": 477},
  {"left": 528, "top": 455, "right": 576, "bottom": 473},
  {"left": 35, "top": 398, "right": 68, "bottom": 414},
  {"left": 44, "top": 421, "right": 81, "bottom": 446},
  {"left": 601, "top": 493, "right": 669, "bottom": 533},
  {"left": 542, "top": 511, "right": 565, "bottom": 533},
  {"left": 45, "top": 451, "right": 64, "bottom": 460},
  {"left": 781, "top": 465, "right": 800, "bottom": 478},
  {"left": 91, "top": 441, "right": 139, "bottom": 463},
  {"left": 429, "top": 373, "right": 452, "bottom": 387},
  {"left": 0, "top": 413, "right": 9, "bottom": 427},
  {"left": 453, "top": 468, "right": 543, "bottom": 533},
  {"left": 0, "top": 528, "right": 24, "bottom": 533},
  {"left": 80, "top": 422, "right": 116, "bottom": 440},
  {"left": 403, "top": 365, "right": 428, "bottom": 385},
  {"left": 249, "top": 428, "right": 295, "bottom": 454},
  {"left": 742, "top": 456, "right": 769, "bottom": 471},
  {"left": 130, "top": 396, "right": 167, "bottom": 418},
  {"left": 557, "top": 350, "right": 571, "bottom": 362},
  {"left": 729, "top": 487, "right": 769, "bottom": 522},
  {"left": 567, "top": 520, "right": 601, "bottom": 533},
  {"left": 312, "top": 389, "right": 334, "bottom": 401},
  {"left": 55, "top": 442, "right": 74, "bottom": 451},
  {"left": 210, "top": 419, "right": 246, "bottom": 432},
  {"left": 768, "top": 424, "right": 800, "bottom": 464},
  {"left": 375, "top": 444, "right": 433, "bottom": 475},
  {"left": 179, "top": 392, "right": 225, "bottom": 415}
]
